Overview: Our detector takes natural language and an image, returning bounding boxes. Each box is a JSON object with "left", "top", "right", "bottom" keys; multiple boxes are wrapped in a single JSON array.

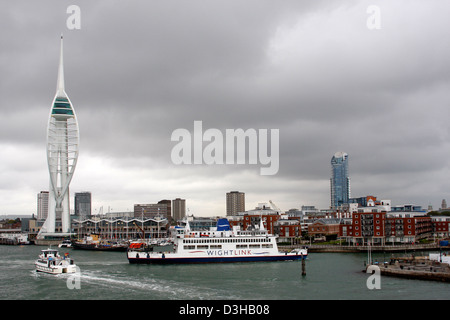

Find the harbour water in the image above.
[{"left": 0, "top": 245, "right": 448, "bottom": 300}]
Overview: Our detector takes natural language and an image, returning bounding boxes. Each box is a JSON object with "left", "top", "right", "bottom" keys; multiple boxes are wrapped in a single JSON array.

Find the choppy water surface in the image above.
[{"left": 0, "top": 245, "right": 448, "bottom": 300}]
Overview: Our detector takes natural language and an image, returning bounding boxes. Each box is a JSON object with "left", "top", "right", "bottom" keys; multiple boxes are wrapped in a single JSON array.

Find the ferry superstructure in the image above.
[{"left": 127, "top": 218, "right": 307, "bottom": 264}]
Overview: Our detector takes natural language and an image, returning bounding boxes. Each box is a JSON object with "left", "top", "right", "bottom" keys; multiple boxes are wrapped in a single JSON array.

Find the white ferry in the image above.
[
  {"left": 35, "top": 249, "right": 77, "bottom": 274},
  {"left": 127, "top": 218, "right": 307, "bottom": 264}
]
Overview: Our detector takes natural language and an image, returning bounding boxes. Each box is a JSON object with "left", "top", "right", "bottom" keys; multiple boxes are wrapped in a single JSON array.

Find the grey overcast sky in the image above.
[{"left": 1, "top": 0, "right": 450, "bottom": 216}]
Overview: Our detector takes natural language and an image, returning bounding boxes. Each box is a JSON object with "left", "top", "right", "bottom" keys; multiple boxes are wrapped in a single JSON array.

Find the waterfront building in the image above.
[
  {"left": 73, "top": 216, "right": 169, "bottom": 240},
  {"left": 240, "top": 203, "right": 280, "bottom": 235},
  {"left": 38, "top": 36, "right": 79, "bottom": 239},
  {"left": 390, "top": 204, "right": 426, "bottom": 214},
  {"left": 385, "top": 212, "right": 432, "bottom": 244},
  {"left": 226, "top": 191, "right": 245, "bottom": 216},
  {"left": 273, "top": 218, "right": 302, "bottom": 243},
  {"left": 134, "top": 200, "right": 171, "bottom": 219},
  {"left": 330, "top": 152, "right": 350, "bottom": 209},
  {"left": 432, "top": 216, "right": 450, "bottom": 238},
  {"left": 75, "top": 192, "right": 91, "bottom": 217},
  {"left": 181, "top": 215, "right": 217, "bottom": 231},
  {"left": 37, "top": 191, "right": 49, "bottom": 220},
  {"left": 347, "top": 196, "right": 391, "bottom": 215},
  {"left": 308, "top": 218, "right": 342, "bottom": 240},
  {"left": 344, "top": 209, "right": 432, "bottom": 245},
  {"left": 172, "top": 198, "right": 186, "bottom": 221},
  {"left": 350, "top": 195, "right": 377, "bottom": 207},
  {"left": 351, "top": 211, "right": 387, "bottom": 245}
]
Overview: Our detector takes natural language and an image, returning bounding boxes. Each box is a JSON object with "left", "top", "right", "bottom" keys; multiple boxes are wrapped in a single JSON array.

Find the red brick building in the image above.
[
  {"left": 308, "top": 219, "right": 341, "bottom": 239},
  {"left": 273, "top": 218, "right": 302, "bottom": 241},
  {"left": 228, "top": 213, "right": 302, "bottom": 241},
  {"left": 348, "top": 211, "right": 386, "bottom": 245},
  {"left": 431, "top": 216, "right": 450, "bottom": 238},
  {"left": 345, "top": 211, "right": 432, "bottom": 245},
  {"left": 243, "top": 214, "right": 280, "bottom": 235},
  {"left": 385, "top": 214, "right": 432, "bottom": 244}
]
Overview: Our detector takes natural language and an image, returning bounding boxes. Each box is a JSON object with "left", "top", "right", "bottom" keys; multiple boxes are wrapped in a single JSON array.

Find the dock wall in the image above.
[
  {"left": 280, "top": 243, "right": 442, "bottom": 253},
  {"left": 377, "top": 266, "right": 450, "bottom": 282}
]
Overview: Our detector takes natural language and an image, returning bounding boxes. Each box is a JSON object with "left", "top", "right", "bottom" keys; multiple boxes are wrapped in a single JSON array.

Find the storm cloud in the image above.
[{"left": 1, "top": 0, "right": 450, "bottom": 216}]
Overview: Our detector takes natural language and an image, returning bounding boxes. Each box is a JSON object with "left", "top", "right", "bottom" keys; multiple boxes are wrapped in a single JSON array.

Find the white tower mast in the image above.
[{"left": 38, "top": 35, "right": 79, "bottom": 238}]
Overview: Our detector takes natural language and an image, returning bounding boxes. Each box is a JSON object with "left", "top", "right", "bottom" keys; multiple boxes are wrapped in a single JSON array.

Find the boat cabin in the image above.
[{"left": 40, "top": 249, "right": 59, "bottom": 258}]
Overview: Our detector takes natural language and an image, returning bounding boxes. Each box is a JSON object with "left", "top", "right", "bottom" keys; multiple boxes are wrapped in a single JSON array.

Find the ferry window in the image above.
[
  {"left": 197, "top": 245, "right": 208, "bottom": 249},
  {"left": 250, "top": 244, "right": 260, "bottom": 248},
  {"left": 184, "top": 245, "right": 195, "bottom": 250},
  {"left": 262, "top": 244, "right": 273, "bottom": 248},
  {"left": 210, "top": 245, "right": 222, "bottom": 249},
  {"left": 237, "top": 244, "right": 247, "bottom": 249}
]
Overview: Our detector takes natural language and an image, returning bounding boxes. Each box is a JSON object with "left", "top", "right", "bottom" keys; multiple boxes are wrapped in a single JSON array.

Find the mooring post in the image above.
[{"left": 301, "top": 253, "right": 306, "bottom": 276}]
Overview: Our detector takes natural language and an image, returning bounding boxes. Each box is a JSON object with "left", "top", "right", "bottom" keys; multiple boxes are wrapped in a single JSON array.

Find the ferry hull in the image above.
[{"left": 128, "top": 253, "right": 307, "bottom": 264}]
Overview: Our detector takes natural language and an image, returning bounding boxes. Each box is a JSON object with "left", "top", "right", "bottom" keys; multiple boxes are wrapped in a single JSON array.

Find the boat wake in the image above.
[{"left": 78, "top": 270, "right": 239, "bottom": 300}]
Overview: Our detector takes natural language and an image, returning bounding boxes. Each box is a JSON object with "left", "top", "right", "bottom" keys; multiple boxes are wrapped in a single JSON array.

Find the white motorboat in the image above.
[
  {"left": 58, "top": 239, "right": 72, "bottom": 248},
  {"left": 35, "top": 249, "right": 77, "bottom": 274}
]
